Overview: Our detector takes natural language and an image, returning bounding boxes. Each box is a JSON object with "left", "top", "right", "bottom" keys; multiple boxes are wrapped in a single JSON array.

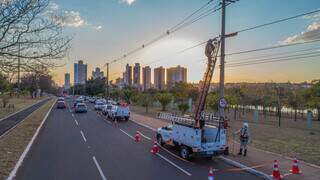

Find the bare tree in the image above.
[{"left": 0, "top": 0, "right": 71, "bottom": 74}]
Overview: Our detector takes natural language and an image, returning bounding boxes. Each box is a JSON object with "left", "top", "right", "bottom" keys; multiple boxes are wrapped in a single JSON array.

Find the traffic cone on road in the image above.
[
  {"left": 271, "top": 160, "right": 283, "bottom": 180},
  {"left": 290, "top": 158, "right": 302, "bottom": 174},
  {"left": 150, "top": 141, "right": 159, "bottom": 154},
  {"left": 208, "top": 167, "right": 214, "bottom": 180},
  {"left": 134, "top": 131, "right": 141, "bottom": 142}
]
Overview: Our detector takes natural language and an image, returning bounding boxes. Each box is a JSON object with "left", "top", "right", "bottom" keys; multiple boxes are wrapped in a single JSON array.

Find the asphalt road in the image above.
[
  {"left": 0, "top": 98, "right": 50, "bottom": 137},
  {"left": 15, "top": 99, "right": 261, "bottom": 180}
]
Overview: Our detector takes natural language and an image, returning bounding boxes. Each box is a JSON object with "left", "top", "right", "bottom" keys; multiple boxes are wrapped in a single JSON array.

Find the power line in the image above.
[{"left": 106, "top": 0, "right": 222, "bottom": 65}]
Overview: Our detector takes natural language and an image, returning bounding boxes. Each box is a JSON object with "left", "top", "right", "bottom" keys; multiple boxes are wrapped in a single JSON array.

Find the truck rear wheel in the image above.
[{"left": 180, "top": 146, "right": 190, "bottom": 160}]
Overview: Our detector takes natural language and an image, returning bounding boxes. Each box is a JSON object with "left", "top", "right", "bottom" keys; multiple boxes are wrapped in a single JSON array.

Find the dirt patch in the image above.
[{"left": 0, "top": 98, "right": 55, "bottom": 179}]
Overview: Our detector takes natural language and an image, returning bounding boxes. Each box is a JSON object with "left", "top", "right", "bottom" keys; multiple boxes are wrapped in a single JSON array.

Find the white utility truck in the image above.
[
  {"left": 156, "top": 38, "right": 229, "bottom": 159},
  {"left": 157, "top": 113, "right": 227, "bottom": 159}
]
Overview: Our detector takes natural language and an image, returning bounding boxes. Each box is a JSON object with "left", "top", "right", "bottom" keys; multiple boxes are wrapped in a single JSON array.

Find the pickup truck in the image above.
[
  {"left": 108, "top": 104, "right": 130, "bottom": 121},
  {"left": 157, "top": 122, "right": 227, "bottom": 160}
]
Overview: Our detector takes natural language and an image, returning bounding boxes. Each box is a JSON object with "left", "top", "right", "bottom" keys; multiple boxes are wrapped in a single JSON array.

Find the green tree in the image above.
[
  {"left": 206, "top": 92, "right": 219, "bottom": 112},
  {"left": 85, "top": 77, "right": 106, "bottom": 96},
  {"left": 121, "top": 87, "right": 135, "bottom": 104},
  {"left": 178, "top": 103, "right": 189, "bottom": 115},
  {"left": 156, "top": 92, "right": 173, "bottom": 111},
  {"left": 303, "top": 82, "right": 320, "bottom": 121},
  {"left": 136, "top": 93, "right": 154, "bottom": 113}
]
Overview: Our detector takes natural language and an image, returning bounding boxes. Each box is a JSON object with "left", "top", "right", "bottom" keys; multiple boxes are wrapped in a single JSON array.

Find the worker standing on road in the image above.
[{"left": 234, "top": 122, "right": 250, "bottom": 156}]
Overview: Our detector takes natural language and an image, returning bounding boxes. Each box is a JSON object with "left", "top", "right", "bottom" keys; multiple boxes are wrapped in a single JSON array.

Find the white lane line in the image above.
[
  {"left": 80, "top": 130, "right": 87, "bottom": 142},
  {"left": 137, "top": 131, "right": 151, "bottom": 140},
  {"left": 92, "top": 156, "right": 107, "bottom": 180},
  {"left": 119, "top": 129, "right": 135, "bottom": 140},
  {"left": 74, "top": 119, "right": 79, "bottom": 126},
  {"left": 156, "top": 153, "right": 192, "bottom": 176},
  {"left": 129, "top": 119, "right": 157, "bottom": 131},
  {"left": 72, "top": 113, "right": 75, "bottom": 117}
]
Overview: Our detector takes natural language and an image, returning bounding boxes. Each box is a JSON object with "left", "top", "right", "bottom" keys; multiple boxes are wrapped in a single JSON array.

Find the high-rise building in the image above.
[
  {"left": 74, "top": 60, "right": 87, "bottom": 85},
  {"left": 166, "top": 65, "right": 187, "bottom": 88},
  {"left": 92, "top": 67, "right": 104, "bottom": 79},
  {"left": 124, "top": 64, "right": 132, "bottom": 86},
  {"left": 133, "top": 63, "right": 141, "bottom": 88},
  {"left": 154, "top": 66, "right": 165, "bottom": 90},
  {"left": 64, "top": 73, "right": 70, "bottom": 90},
  {"left": 142, "top": 66, "right": 151, "bottom": 91}
]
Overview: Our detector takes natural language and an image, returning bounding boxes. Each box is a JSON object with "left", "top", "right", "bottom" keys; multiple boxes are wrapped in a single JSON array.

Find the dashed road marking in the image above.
[
  {"left": 74, "top": 119, "right": 79, "bottom": 126},
  {"left": 80, "top": 130, "right": 87, "bottom": 142},
  {"left": 92, "top": 156, "right": 107, "bottom": 180},
  {"left": 137, "top": 131, "right": 151, "bottom": 140},
  {"left": 71, "top": 113, "right": 75, "bottom": 117},
  {"left": 156, "top": 153, "right": 192, "bottom": 176},
  {"left": 119, "top": 129, "right": 135, "bottom": 140}
]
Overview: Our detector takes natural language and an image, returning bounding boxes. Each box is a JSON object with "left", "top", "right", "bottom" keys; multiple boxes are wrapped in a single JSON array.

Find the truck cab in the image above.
[{"left": 157, "top": 122, "right": 227, "bottom": 159}]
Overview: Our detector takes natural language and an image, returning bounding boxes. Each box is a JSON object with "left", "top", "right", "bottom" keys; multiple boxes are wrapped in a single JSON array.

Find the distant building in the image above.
[
  {"left": 154, "top": 66, "right": 166, "bottom": 90},
  {"left": 74, "top": 60, "right": 87, "bottom": 85},
  {"left": 124, "top": 64, "right": 132, "bottom": 86},
  {"left": 166, "top": 65, "right": 187, "bottom": 88},
  {"left": 142, "top": 66, "right": 151, "bottom": 91},
  {"left": 92, "top": 67, "right": 104, "bottom": 79},
  {"left": 64, "top": 73, "right": 70, "bottom": 90},
  {"left": 133, "top": 63, "right": 141, "bottom": 88},
  {"left": 115, "top": 77, "right": 125, "bottom": 89}
]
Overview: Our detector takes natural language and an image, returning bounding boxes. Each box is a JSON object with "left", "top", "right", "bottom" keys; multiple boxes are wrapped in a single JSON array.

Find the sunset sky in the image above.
[{"left": 50, "top": 0, "right": 320, "bottom": 85}]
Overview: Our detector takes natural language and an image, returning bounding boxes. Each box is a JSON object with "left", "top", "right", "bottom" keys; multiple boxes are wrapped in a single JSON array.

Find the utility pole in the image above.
[
  {"left": 219, "top": 0, "right": 226, "bottom": 119},
  {"left": 106, "top": 63, "right": 109, "bottom": 99},
  {"left": 17, "top": 42, "right": 21, "bottom": 98}
]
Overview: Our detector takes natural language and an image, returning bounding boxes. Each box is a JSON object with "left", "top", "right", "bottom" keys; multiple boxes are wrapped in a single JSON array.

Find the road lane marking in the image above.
[
  {"left": 129, "top": 119, "right": 157, "bottom": 131},
  {"left": 156, "top": 153, "right": 192, "bottom": 176},
  {"left": 72, "top": 113, "right": 75, "bottom": 117},
  {"left": 92, "top": 156, "right": 107, "bottom": 180},
  {"left": 119, "top": 129, "right": 135, "bottom": 140},
  {"left": 80, "top": 130, "right": 87, "bottom": 142},
  {"left": 74, "top": 119, "right": 79, "bottom": 126},
  {"left": 137, "top": 131, "right": 151, "bottom": 140}
]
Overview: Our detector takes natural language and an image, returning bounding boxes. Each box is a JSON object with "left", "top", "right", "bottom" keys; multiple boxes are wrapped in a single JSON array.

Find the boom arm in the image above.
[{"left": 194, "top": 38, "right": 220, "bottom": 129}]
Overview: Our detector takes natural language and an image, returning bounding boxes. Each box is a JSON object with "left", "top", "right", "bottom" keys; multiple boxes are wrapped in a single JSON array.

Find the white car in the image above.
[
  {"left": 102, "top": 104, "right": 113, "bottom": 115},
  {"left": 94, "top": 101, "right": 105, "bottom": 111},
  {"left": 108, "top": 104, "right": 130, "bottom": 121}
]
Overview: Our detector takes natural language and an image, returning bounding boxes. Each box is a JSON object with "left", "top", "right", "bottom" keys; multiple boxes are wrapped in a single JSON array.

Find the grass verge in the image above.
[
  {"left": 0, "top": 96, "right": 43, "bottom": 119},
  {"left": 0, "top": 98, "right": 55, "bottom": 179}
]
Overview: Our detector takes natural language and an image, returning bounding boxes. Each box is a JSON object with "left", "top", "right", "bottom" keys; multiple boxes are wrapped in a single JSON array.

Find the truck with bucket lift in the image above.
[{"left": 156, "top": 38, "right": 229, "bottom": 160}]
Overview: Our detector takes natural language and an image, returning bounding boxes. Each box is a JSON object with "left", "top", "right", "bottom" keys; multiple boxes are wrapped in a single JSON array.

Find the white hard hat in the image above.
[{"left": 243, "top": 123, "right": 249, "bottom": 128}]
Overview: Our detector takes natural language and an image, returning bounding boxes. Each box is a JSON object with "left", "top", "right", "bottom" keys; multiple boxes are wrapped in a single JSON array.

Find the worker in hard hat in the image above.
[{"left": 234, "top": 122, "right": 250, "bottom": 156}]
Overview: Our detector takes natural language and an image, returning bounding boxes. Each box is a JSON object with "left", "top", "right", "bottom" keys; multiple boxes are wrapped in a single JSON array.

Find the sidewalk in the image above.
[{"left": 130, "top": 111, "right": 320, "bottom": 180}]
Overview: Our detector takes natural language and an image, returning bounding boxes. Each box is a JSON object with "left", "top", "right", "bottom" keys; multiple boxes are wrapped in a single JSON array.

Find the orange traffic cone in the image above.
[
  {"left": 290, "top": 158, "right": 302, "bottom": 174},
  {"left": 134, "top": 131, "right": 141, "bottom": 142},
  {"left": 208, "top": 167, "right": 215, "bottom": 180},
  {"left": 150, "top": 141, "right": 159, "bottom": 154},
  {"left": 271, "top": 160, "right": 283, "bottom": 180}
]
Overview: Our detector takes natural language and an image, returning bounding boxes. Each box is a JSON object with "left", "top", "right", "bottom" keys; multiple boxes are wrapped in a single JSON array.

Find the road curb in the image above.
[
  {"left": 219, "top": 156, "right": 273, "bottom": 180},
  {"left": 6, "top": 99, "right": 56, "bottom": 180}
]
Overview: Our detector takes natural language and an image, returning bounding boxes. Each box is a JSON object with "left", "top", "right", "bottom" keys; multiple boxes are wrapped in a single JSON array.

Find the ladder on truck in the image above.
[{"left": 194, "top": 38, "right": 221, "bottom": 129}]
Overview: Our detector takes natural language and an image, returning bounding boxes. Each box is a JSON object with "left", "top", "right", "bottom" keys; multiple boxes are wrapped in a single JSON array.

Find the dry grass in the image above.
[
  {"left": 0, "top": 98, "right": 54, "bottom": 179},
  {"left": 131, "top": 105, "right": 320, "bottom": 166},
  {"left": 0, "top": 96, "right": 43, "bottom": 119}
]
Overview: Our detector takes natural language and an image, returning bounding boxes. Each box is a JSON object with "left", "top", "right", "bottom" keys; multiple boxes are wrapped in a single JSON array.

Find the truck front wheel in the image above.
[
  {"left": 180, "top": 146, "right": 190, "bottom": 160},
  {"left": 156, "top": 134, "right": 165, "bottom": 146}
]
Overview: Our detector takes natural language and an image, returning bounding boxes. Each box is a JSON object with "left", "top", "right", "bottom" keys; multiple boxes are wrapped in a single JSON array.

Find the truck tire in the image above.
[
  {"left": 180, "top": 146, "right": 190, "bottom": 160},
  {"left": 156, "top": 134, "right": 165, "bottom": 146},
  {"left": 125, "top": 117, "right": 129, "bottom": 121}
]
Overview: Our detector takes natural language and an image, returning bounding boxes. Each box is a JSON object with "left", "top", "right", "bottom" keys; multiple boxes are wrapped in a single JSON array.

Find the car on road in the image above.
[
  {"left": 74, "top": 98, "right": 84, "bottom": 107},
  {"left": 102, "top": 104, "right": 113, "bottom": 115},
  {"left": 94, "top": 101, "right": 105, "bottom": 111},
  {"left": 108, "top": 104, "right": 130, "bottom": 121},
  {"left": 57, "top": 97, "right": 64, "bottom": 101},
  {"left": 75, "top": 103, "right": 87, "bottom": 113},
  {"left": 56, "top": 100, "right": 66, "bottom": 109}
]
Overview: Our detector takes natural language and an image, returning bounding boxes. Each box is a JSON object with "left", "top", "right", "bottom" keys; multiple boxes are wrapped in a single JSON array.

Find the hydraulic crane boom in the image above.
[{"left": 194, "top": 38, "right": 220, "bottom": 129}]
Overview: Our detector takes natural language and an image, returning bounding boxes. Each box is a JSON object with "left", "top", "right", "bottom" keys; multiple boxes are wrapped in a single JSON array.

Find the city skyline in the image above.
[{"left": 51, "top": 0, "right": 320, "bottom": 85}]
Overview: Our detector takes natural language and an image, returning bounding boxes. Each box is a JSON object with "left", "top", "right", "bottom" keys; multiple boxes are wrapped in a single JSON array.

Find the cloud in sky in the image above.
[
  {"left": 94, "top": 25, "right": 103, "bottom": 31},
  {"left": 281, "top": 22, "right": 320, "bottom": 44},
  {"left": 120, "top": 0, "right": 136, "bottom": 5},
  {"left": 52, "top": 11, "right": 86, "bottom": 28}
]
